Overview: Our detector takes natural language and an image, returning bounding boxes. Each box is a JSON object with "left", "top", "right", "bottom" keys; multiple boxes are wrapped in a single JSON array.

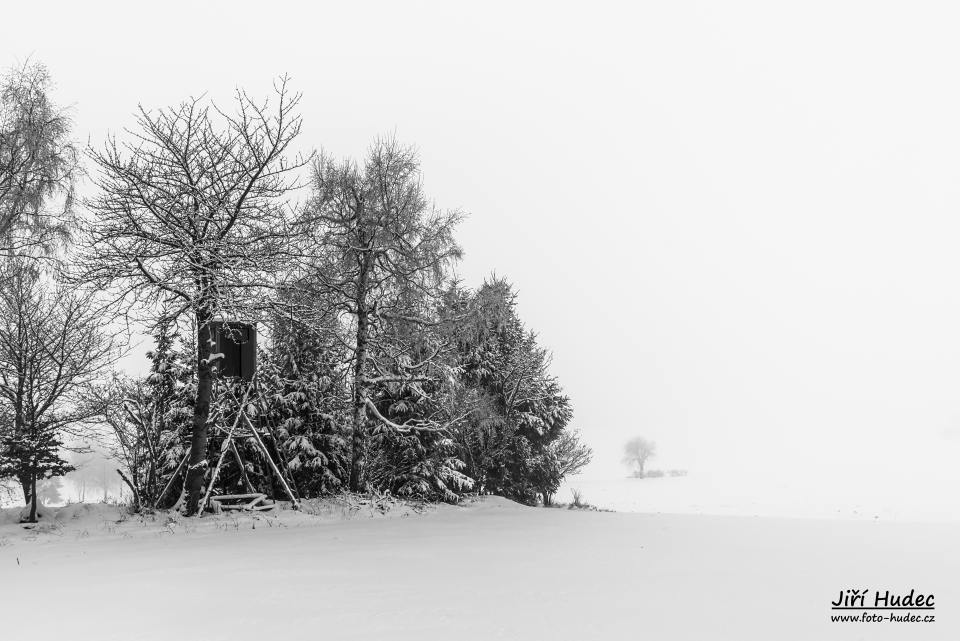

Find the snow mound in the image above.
[
  {"left": 0, "top": 502, "right": 129, "bottom": 534},
  {"left": 459, "top": 495, "right": 529, "bottom": 510},
  {"left": 0, "top": 504, "right": 57, "bottom": 525},
  {"left": 0, "top": 506, "right": 21, "bottom": 526},
  {"left": 54, "top": 502, "right": 126, "bottom": 524},
  {"left": 0, "top": 496, "right": 527, "bottom": 545}
]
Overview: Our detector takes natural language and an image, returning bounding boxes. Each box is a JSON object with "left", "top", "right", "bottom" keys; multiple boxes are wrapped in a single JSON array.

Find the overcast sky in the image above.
[{"left": 6, "top": 1, "right": 960, "bottom": 507}]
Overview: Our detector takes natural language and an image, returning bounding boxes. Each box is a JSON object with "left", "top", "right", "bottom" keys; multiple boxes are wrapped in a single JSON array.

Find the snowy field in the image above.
[
  {"left": 560, "top": 471, "right": 960, "bottom": 522},
  {"left": 1, "top": 496, "right": 958, "bottom": 641}
]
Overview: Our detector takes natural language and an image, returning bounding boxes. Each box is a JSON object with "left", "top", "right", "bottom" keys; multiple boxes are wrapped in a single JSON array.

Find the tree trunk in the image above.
[
  {"left": 28, "top": 472, "right": 38, "bottom": 523},
  {"left": 185, "top": 309, "right": 214, "bottom": 515},
  {"left": 349, "top": 306, "right": 369, "bottom": 492},
  {"left": 118, "top": 469, "right": 141, "bottom": 512},
  {"left": 18, "top": 473, "right": 31, "bottom": 505},
  {"left": 16, "top": 407, "right": 29, "bottom": 505},
  {"left": 348, "top": 251, "right": 371, "bottom": 493}
]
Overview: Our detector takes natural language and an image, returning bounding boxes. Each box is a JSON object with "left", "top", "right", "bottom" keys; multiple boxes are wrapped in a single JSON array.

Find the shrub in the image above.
[{"left": 567, "top": 488, "right": 598, "bottom": 510}]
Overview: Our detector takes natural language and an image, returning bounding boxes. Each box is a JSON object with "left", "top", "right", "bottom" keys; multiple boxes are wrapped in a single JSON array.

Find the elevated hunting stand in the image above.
[{"left": 160, "top": 322, "right": 301, "bottom": 514}]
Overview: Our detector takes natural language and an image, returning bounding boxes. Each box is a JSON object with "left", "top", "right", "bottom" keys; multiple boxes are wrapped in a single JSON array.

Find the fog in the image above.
[{"left": 6, "top": 1, "right": 960, "bottom": 514}]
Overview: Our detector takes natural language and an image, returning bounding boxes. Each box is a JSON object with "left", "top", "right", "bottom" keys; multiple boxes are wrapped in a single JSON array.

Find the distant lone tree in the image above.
[{"left": 622, "top": 437, "right": 656, "bottom": 478}]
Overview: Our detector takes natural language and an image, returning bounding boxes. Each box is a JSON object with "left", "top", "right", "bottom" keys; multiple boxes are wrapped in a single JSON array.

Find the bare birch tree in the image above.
[
  {"left": 0, "top": 61, "right": 77, "bottom": 258},
  {"left": 80, "top": 78, "right": 307, "bottom": 515},
  {"left": 299, "top": 138, "right": 464, "bottom": 491}
]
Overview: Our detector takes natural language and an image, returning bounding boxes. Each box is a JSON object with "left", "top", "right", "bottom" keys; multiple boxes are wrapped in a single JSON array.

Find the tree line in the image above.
[{"left": 0, "top": 61, "right": 591, "bottom": 521}]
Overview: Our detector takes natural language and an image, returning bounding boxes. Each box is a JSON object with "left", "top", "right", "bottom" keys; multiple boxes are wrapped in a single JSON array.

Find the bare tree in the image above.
[
  {"left": 86, "top": 375, "right": 179, "bottom": 511},
  {"left": 0, "top": 61, "right": 77, "bottom": 258},
  {"left": 623, "top": 436, "right": 656, "bottom": 478},
  {"left": 0, "top": 261, "right": 116, "bottom": 522},
  {"left": 80, "top": 78, "right": 307, "bottom": 515},
  {"left": 554, "top": 429, "right": 592, "bottom": 476},
  {"left": 534, "top": 429, "right": 593, "bottom": 507},
  {"left": 299, "top": 138, "right": 464, "bottom": 491}
]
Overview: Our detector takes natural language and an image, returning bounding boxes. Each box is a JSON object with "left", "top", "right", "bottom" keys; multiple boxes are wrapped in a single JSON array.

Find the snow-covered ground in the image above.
[
  {"left": 560, "top": 471, "right": 960, "bottom": 522},
  {"left": 1, "top": 496, "right": 957, "bottom": 640}
]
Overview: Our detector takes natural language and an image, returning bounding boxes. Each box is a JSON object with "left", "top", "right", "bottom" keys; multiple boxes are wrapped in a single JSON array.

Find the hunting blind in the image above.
[
  {"left": 210, "top": 321, "right": 257, "bottom": 381},
  {"left": 162, "top": 319, "right": 301, "bottom": 513}
]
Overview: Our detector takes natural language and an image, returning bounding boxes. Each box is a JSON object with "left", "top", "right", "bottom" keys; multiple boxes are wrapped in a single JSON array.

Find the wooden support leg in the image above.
[
  {"left": 157, "top": 451, "right": 189, "bottom": 508},
  {"left": 229, "top": 439, "right": 257, "bottom": 494},
  {"left": 198, "top": 435, "right": 232, "bottom": 515},
  {"left": 244, "top": 414, "right": 300, "bottom": 511}
]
